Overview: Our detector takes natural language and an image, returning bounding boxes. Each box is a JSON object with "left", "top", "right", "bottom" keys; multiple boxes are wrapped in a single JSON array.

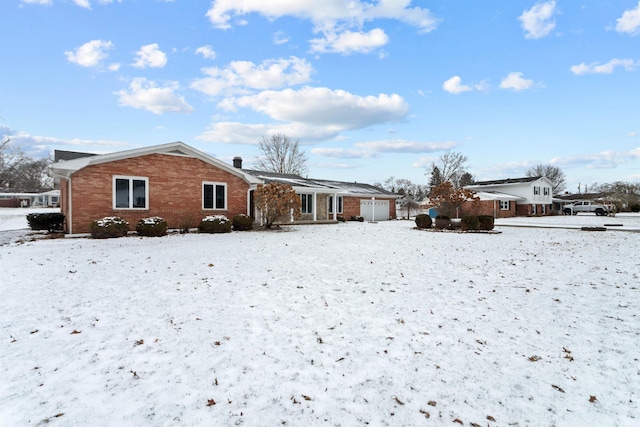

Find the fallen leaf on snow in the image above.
[
  {"left": 528, "top": 355, "right": 541, "bottom": 362},
  {"left": 302, "top": 395, "right": 312, "bottom": 401},
  {"left": 427, "top": 400, "right": 437, "bottom": 406},
  {"left": 134, "top": 339, "right": 144, "bottom": 346},
  {"left": 552, "top": 384, "right": 565, "bottom": 393},
  {"left": 206, "top": 399, "right": 216, "bottom": 406},
  {"left": 393, "top": 396, "right": 404, "bottom": 405},
  {"left": 487, "top": 415, "right": 496, "bottom": 421},
  {"left": 453, "top": 418, "right": 463, "bottom": 425},
  {"left": 70, "top": 330, "right": 81, "bottom": 334},
  {"left": 589, "top": 395, "right": 597, "bottom": 403}
]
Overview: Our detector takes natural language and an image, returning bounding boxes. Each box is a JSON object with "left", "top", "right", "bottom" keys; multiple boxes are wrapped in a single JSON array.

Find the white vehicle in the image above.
[{"left": 563, "top": 200, "right": 613, "bottom": 216}]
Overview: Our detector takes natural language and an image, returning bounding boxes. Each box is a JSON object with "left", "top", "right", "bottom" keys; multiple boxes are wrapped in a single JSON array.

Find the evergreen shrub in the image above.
[
  {"left": 136, "top": 216, "right": 168, "bottom": 237},
  {"left": 478, "top": 215, "right": 495, "bottom": 230},
  {"left": 414, "top": 214, "right": 432, "bottom": 229},
  {"left": 461, "top": 215, "right": 479, "bottom": 231},
  {"left": 434, "top": 214, "right": 451, "bottom": 229},
  {"left": 90, "top": 216, "right": 129, "bottom": 239},
  {"left": 198, "top": 215, "right": 232, "bottom": 234},
  {"left": 26, "top": 212, "right": 65, "bottom": 232},
  {"left": 232, "top": 214, "right": 253, "bottom": 231}
]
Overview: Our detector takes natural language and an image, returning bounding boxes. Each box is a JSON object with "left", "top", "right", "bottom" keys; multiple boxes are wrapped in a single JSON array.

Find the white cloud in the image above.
[
  {"left": 518, "top": 0, "right": 557, "bottom": 39},
  {"left": 313, "top": 139, "right": 458, "bottom": 159},
  {"left": 108, "top": 63, "right": 121, "bottom": 71},
  {"left": 442, "top": 76, "right": 472, "bottom": 94},
  {"left": 221, "top": 86, "right": 408, "bottom": 129},
  {"left": 64, "top": 39, "right": 113, "bottom": 67},
  {"left": 549, "top": 150, "right": 639, "bottom": 169},
  {"left": 21, "top": 0, "right": 52, "bottom": 4},
  {"left": 196, "top": 121, "right": 339, "bottom": 144},
  {"left": 197, "top": 87, "right": 409, "bottom": 144},
  {"left": 570, "top": 58, "right": 636, "bottom": 75},
  {"left": 273, "top": 31, "right": 290, "bottom": 45},
  {"left": 616, "top": 1, "right": 640, "bottom": 35},
  {"left": 191, "top": 57, "right": 314, "bottom": 97},
  {"left": 73, "top": 0, "right": 91, "bottom": 8},
  {"left": 195, "top": 45, "right": 217, "bottom": 60},
  {"left": 132, "top": 43, "right": 167, "bottom": 68},
  {"left": 310, "top": 28, "right": 389, "bottom": 54},
  {"left": 205, "top": 0, "right": 438, "bottom": 54},
  {"left": 115, "top": 78, "right": 193, "bottom": 114},
  {"left": 499, "top": 72, "right": 534, "bottom": 91}
]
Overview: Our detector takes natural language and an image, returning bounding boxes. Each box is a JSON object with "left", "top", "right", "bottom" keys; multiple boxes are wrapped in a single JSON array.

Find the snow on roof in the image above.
[{"left": 243, "top": 169, "right": 398, "bottom": 197}]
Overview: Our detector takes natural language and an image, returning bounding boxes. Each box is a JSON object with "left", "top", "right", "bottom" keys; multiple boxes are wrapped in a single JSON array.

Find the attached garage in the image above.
[{"left": 360, "top": 199, "right": 390, "bottom": 221}]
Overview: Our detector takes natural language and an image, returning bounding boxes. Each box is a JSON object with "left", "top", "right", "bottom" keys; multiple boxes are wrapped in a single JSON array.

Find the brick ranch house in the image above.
[
  {"left": 50, "top": 141, "right": 398, "bottom": 234},
  {"left": 463, "top": 176, "right": 554, "bottom": 218}
]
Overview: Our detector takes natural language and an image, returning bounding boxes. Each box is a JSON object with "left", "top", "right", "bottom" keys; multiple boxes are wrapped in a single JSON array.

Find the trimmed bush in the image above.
[
  {"left": 478, "top": 215, "right": 495, "bottom": 231},
  {"left": 26, "top": 212, "right": 65, "bottom": 232},
  {"left": 414, "top": 214, "right": 432, "bottom": 229},
  {"left": 350, "top": 216, "right": 364, "bottom": 222},
  {"left": 631, "top": 204, "right": 640, "bottom": 213},
  {"left": 232, "top": 214, "right": 253, "bottom": 231},
  {"left": 136, "top": 216, "right": 168, "bottom": 237},
  {"left": 198, "top": 215, "right": 231, "bottom": 234},
  {"left": 89, "top": 216, "right": 129, "bottom": 239},
  {"left": 461, "top": 215, "right": 479, "bottom": 231},
  {"left": 434, "top": 214, "right": 451, "bottom": 230}
]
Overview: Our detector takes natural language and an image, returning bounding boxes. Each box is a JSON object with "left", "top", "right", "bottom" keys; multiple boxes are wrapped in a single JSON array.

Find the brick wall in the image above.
[{"left": 63, "top": 154, "right": 250, "bottom": 233}]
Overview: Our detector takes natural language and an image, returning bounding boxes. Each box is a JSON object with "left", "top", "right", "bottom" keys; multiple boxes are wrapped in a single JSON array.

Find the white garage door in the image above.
[{"left": 360, "top": 199, "right": 389, "bottom": 221}]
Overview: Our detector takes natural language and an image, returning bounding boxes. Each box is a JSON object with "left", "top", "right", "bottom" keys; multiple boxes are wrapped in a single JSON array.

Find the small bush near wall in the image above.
[
  {"left": 434, "top": 215, "right": 451, "bottom": 230},
  {"left": 89, "top": 217, "right": 129, "bottom": 239},
  {"left": 232, "top": 214, "right": 253, "bottom": 231},
  {"left": 414, "top": 214, "right": 432, "bottom": 229},
  {"left": 26, "top": 212, "right": 65, "bottom": 233},
  {"left": 350, "top": 216, "right": 364, "bottom": 222},
  {"left": 198, "top": 215, "right": 232, "bottom": 234},
  {"left": 631, "top": 204, "right": 640, "bottom": 213},
  {"left": 136, "top": 216, "right": 168, "bottom": 237},
  {"left": 461, "top": 215, "right": 479, "bottom": 231},
  {"left": 478, "top": 215, "right": 495, "bottom": 230}
]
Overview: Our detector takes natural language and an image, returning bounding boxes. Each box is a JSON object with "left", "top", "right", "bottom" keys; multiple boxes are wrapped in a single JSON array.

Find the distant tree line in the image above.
[{"left": 0, "top": 138, "right": 53, "bottom": 192}]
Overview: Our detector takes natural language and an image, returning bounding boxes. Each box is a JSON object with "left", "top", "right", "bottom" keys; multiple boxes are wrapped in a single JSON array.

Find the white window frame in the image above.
[
  {"left": 543, "top": 187, "right": 550, "bottom": 196},
  {"left": 113, "top": 176, "right": 149, "bottom": 210},
  {"left": 328, "top": 195, "right": 343, "bottom": 214},
  {"left": 499, "top": 200, "right": 510, "bottom": 210},
  {"left": 300, "top": 193, "right": 313, "bottom": 214},
  {"left": 203, "top": 182, "right": 227, "bottom": 210},
  {"left": 533, "top": 186, "right": 540, "bottom": 195}
]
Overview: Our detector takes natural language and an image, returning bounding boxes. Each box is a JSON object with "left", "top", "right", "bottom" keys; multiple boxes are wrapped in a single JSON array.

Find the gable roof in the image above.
[
  {"left": 244, "top": 169, "right": 398, "bottom": 197},
  {"left": 50, "top": 141, "right": 262, "bottom": 184},
  {"left": 470, "top": 176, "right": 543, "bottom": 186}
]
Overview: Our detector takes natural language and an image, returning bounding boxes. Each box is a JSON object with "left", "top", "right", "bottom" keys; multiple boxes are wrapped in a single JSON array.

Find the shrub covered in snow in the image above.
[
  {"left": 478, "top": 215, "right": 495, "bottom": 231},
  {"left": 89, "top": 216, "right": 129, "bottom": 239},
  {"left": 136, "top": 216, "right": 168, "bottom": 237},
  {"left": 414, "top": 214, "right": 432, "bottom": 229},
  {"left": 232, "top": 214, "right": 253, "bottom": 231},
  {"left": 26, "top": 212, "right": 65, "bottom": 233},
  {"left": 198, "top": 215, "right": 231, "bottom": 234}
]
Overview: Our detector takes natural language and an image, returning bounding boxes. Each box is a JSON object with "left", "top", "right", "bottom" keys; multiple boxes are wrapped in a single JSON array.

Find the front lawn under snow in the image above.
[{"left": 1, "top": 214, "right": 639, "bottom": 426}]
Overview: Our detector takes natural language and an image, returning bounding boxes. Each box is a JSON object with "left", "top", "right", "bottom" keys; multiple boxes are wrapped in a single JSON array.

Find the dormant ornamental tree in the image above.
[
  {"left": 254, "top": 134, "right": 308, "bottom": 175},
  {"left": 254, "top": 182, "right": 302, "bottom": 228}
]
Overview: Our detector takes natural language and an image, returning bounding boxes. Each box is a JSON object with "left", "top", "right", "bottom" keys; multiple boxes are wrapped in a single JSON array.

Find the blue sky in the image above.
[{"left": 2, "top": 0, "right": 639, "bottom": 192}]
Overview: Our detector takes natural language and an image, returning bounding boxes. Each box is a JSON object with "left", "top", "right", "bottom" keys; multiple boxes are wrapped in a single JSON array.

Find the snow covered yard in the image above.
[{"left": 1, "top": 214, "right": 639, "bottom": 426}]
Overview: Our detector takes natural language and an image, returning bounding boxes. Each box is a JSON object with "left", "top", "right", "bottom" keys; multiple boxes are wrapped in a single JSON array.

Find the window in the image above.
[
  {"left": 499, "top": 200, "right": 510, "bottom": 210},
  {"left": 543, "top": 187, "right": 550, "bottom": 196},
  {"left": 534, "top": 186, "right": 540, "bottom": 195},
  {"left": 203, "top": 182, "right": 226, "bottom": 210},
  {"left": 114, "top": 176, "right": 148, "bottom": 209},
  {"left": 328, "top": 196, "right": 343, "bottom": 214},
  {"left": 531, "top": 204, "right": 537, "bottom": 215},
  {"left": 300, "top": 194, "right": 313, "bottom": 214}
]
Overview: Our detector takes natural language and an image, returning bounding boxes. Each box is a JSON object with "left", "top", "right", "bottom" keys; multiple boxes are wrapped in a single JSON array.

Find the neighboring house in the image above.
[
  {"left": 0, "top": 190, "right": 60, "bottom": 208},
  {"left": 50, "top": 142, "right": 398, "bottom": 234},
  {"left": 464, "top": 176, "right": 554, "bottom": 217}
]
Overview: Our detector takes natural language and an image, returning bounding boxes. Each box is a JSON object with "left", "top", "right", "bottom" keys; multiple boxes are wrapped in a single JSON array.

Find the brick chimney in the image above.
[{"left": 233, "top": 156, "right": 242, "bottom": 169}]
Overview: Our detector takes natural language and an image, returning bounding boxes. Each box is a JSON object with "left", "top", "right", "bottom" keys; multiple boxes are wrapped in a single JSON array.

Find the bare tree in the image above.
[
  {"left": 254, "top": 134, "right": 308, "bottom": 175},
  {"left": 525, "top": 164, "right": 566, "bottom": 194},
  {"left": 425, "top": 151, "right": 469, "bottom": 190},
  {"left": 0, "top": 138, "right": 53, "bottom": 192}
]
